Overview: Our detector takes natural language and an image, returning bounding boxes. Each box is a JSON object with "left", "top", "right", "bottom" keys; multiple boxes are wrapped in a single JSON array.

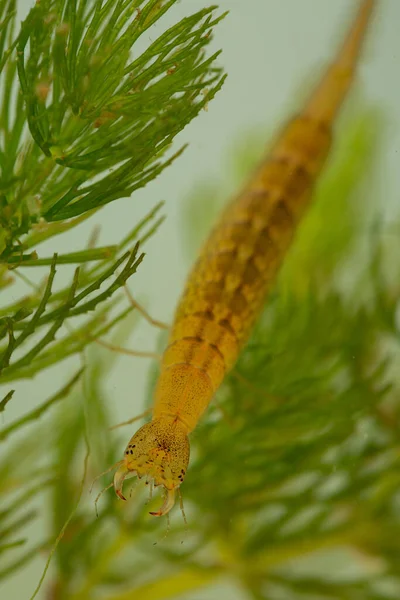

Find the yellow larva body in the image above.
[{"left": 114, "top": 0, "right": 376, "bottom": 516}]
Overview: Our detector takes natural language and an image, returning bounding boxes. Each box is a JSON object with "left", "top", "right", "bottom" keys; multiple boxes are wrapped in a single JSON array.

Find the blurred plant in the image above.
[{"left": 0, "top": 0, "right": 225, "bottom": 426}]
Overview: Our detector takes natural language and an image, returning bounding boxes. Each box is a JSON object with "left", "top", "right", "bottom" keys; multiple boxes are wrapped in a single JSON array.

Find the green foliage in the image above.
[
  {"left": 1, "top": 0, "right": 225, "bottom": 231},
  {"left": 0, "top": 0, "right": 225, "bottom": 268},
  {"left": 0, "top": 0, "right": 224, "bottom": 398},
  {"left": 0, "top": 0, "right": 225, "bottom": 594}
]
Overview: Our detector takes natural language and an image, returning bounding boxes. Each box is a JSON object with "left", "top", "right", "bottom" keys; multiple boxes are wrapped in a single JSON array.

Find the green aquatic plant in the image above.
[
  {"left": 0, "top": 0, "right": 225, "bottom": 594},
  {"left": 0, "top": 0, "right": 225, "bottom": 402},
  {"left": 1, "top": 1, "right": 400, "bottom": 599}
]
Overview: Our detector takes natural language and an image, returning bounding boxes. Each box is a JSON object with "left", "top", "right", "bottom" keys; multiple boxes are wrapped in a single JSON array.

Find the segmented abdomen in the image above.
[
  {"left": 153, "top": 115, "right": 331, "bottom": 430},
  {"left": 112, "top": 0, "right": 375, "bottom": 519}
]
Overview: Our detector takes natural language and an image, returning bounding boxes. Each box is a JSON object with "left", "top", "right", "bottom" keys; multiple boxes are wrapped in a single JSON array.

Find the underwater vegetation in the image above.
[{"left": 1, "top": 1, "right": 399, "bottom": 599}]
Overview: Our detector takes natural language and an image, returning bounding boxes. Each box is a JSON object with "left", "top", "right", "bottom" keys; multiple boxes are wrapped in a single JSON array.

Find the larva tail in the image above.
[{"left": 304, "top": 0, "right": 376, "bottom": 124}]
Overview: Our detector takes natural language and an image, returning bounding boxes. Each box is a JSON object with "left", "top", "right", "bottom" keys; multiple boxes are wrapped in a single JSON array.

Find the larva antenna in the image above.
[
  {"left": 89, "top": 460, "right": 124, "bottom": 494},
  {"left": 124, "top": 285, "right": 170, "bottom": 330},
  {"left": 109, "top": 407, "right": 152, "bottom": 431},
  {"left": 304, "top": 0, "right": 376, "bottom": 124},
  {"left": 94, "top": 483, "right": 114, "bottom": 518},
  {"left": 90, "top": 460, "right": 124, "bottom": 517}
]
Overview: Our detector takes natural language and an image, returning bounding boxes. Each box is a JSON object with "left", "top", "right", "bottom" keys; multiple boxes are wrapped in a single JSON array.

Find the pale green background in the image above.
[{"left": 1, "top": 1, "right": 399, "bottom": 598}]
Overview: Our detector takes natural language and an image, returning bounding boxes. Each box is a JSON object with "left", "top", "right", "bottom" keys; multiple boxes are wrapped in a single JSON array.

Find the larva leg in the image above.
[
  {"left": 94, "top": 482, "right": 113, "bottom": 518},
  {"left": 124, "top": 285, "right": 170, "bottom": 330},
  {"left": 212, "top": 397, "right": 235, "bottom": 429},
  {"left": 212, "top": 374, "right": 282, "bottom": 429},
  {"left": 94, "top": 337, "right": 162, "bottom": 361},
  {"left": 89, "top": 460, "right": 124, "bottom": 494},
  {"left": 111, "top": 393, "right": 234, "bottom": 432},
  {"left": 109, "top": 407, "right": 152, "bottom": 430},
  {"left": 90, "top": 287, "right": 169, "bottom": 360},
  {"left": 232, "top": 371, "right": 283, "bottom": 405},
  {"left": 89, "top": 460, "right": 124, "bottom": 517},
  {"left": 71, "top": 323, "right": 161, "bottom": 360},
  {"left": 91, "top": 460, "right": 138, "bottom": 516}
]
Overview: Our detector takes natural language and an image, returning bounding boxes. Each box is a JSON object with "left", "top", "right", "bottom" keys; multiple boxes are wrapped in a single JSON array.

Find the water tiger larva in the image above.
[{"left": 109, "top": 0, "right": 376, "bottom": 517}]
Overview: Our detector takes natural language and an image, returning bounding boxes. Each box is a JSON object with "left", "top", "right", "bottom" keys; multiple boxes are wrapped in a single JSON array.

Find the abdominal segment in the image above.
[{"left": 153, "top": 115, "right": 332, "bottom": 423}]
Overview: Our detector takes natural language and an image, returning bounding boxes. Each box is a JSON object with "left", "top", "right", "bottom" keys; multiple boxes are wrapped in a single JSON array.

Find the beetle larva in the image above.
[{"left": 113, "top": 0, "right": 376, "bottom": 517}]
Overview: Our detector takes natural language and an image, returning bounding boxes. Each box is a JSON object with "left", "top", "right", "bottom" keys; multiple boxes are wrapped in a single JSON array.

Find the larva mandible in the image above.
[{"left": 111, "top": 0, "right": 376, "bottom": 517}]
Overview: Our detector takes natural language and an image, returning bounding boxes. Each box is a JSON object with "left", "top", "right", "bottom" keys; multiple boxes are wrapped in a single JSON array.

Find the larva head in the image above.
[{"left": 113, "top": 418, "right": 190, "bottom": 516}]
